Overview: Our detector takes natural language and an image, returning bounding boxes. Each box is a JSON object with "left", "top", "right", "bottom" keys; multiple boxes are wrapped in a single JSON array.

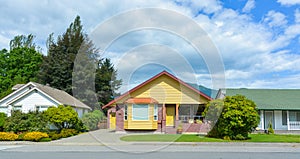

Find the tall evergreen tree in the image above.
[
  {"left": 95, "top": 58, "right": 122, "bottom": 108},
  {"left": 39, "top": 16, "right": 85, "bottom": 94},
  {"left": 39, "top": 16, "right": 122, "bottom": 110}
]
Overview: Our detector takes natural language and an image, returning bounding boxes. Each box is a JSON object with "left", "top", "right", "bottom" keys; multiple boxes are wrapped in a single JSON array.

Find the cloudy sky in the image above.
[{"left": 1, "top": 0, "right": 300, "bottom": 92}]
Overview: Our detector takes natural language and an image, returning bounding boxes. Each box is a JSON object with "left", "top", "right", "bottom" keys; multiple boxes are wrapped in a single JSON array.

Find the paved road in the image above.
[{"left": 1, "top": 129, "right": 300, "bottom": 158}]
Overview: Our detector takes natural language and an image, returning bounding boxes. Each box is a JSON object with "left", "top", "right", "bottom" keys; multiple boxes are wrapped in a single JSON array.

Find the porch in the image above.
[
  {"left": 163, "top": 104, "right": 209, "bottom": 134},
  {"left": 259, "top": 110, "right": 300, "bottom": 131}
]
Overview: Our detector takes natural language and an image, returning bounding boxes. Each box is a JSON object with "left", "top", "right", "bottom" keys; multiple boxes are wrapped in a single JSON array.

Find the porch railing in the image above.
[
  {"left": 178, "top": 115, "right": 203, "bottom": 123},
  {"left": 289, "top": 121, "right": 300, "bottom": 130}
]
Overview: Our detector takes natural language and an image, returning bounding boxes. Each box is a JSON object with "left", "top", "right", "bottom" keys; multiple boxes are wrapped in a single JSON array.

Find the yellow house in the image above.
[{"left": 102, "top": 71, "right": 212, "bottom": 133}]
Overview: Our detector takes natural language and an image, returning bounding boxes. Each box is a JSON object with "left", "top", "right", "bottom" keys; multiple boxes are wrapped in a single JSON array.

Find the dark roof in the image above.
[
  {"left": 31, "top": 82, "right": 91, "bottom": 110},
  {"left": 224, "top": 88, "right": 300, "bottom": 110},
  {"left": 187, "top": 83, "right": 217, "bottom": 99}
]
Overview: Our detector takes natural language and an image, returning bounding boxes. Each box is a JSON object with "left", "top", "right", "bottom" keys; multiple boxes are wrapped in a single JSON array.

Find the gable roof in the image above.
[
  {"left": 1, "top": 82, "right": 91, "bottom": 110},
  {"left": 102, "top": 71, "right": 212, "bottom": 109},
  {"left": 30, "top": 82, "right": 91, "bottom": 110},
  {"left": 223, "top": 88, "right": 300, "bottom": 110}
]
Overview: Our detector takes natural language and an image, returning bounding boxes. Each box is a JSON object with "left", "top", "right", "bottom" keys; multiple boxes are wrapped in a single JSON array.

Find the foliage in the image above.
[
  {"left": 22, "top": 132, "right": 49, "bottom": 142},
  {"left": 38, "top": 16, "right": 86, "bottom": 95},
  {"left": 0, "top": 112, "right": 6, "bottom": 131},
  {"left": 59, "top": 129, "right": 78, "bottom": 138},
  {"left": 0, "top": 37, "right": 43, "bottom": 99},
  {"left": 82, "top": 110, "right": 106, "bottom": 131},
  {"left": 38, "top": 16, "right": 122, "bottom": 110},
  {"left": 9, "top": 34, "right": 38, "bottom": 50},
  {"left": 0, "top": 132, "right": 19, "bottom": 141},
  {"left": 204, "top": 95, "right": 260, "bottom": 140},
  {"left": 44, "top": 105, "right": 82, "bottom": 131},
  {"left": 3, "top": 110, "right": 48, "bottom": 133},
  {"left": 267, "top": 121, "right": 275, "bottom": 134},
  {"left": 48, "top": 129, "right": 78, "bottom": 140},
  {"left": 95, "top": 58, "right": 122, "bottom": 109}
]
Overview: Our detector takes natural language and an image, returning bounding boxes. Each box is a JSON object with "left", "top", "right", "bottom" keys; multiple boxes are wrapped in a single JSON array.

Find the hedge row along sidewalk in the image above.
[{"left": 0, "top": 129, "right": 79, "bottom": 142}]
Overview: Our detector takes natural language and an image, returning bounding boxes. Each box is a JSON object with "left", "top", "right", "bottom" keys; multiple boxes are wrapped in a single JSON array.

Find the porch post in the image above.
[
  {"left": 261, "top": 110, "right": 264, "bottom": 130},
  {"left": 287, "top": 110, "right": 290, "bottom": 130},
  {"left": 176, "top": 103, "right": 179, "bottom": 120},
  {"left": 162, "top": 103, "right": 166, "bottom": 132}
]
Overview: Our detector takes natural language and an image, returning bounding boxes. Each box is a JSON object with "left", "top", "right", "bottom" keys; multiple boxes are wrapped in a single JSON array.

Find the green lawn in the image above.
[{"left": 120, "top": 134, "right": 300, "bottom": 143}]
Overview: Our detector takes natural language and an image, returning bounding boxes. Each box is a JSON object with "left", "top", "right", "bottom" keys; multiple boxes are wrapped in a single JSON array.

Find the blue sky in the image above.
[{"left": 0, "top": 0, "right": 300, "bottom": 93}]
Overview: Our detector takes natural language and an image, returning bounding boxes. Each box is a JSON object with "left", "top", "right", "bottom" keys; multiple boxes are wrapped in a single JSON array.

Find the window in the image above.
[
  {"left": 289, "top": 111, "right": 300, "bottom": 122},
  {"left": 132, "top": 104, "right": 149, "bottom": 120},
  {"left": 153, "top": 104, "right": 158, "bottom": 120},
  {"left": 13, "top": 105, "right": 22, "bottom": 111},
  {"left": 282, "top": 111, "right": 287, "bottom": 125},
  {"left": 36, "top": 105, "right": 49, "bottom": 112},
  {"left": 124, "top": 105, "right": 128, "bottom": 120}
]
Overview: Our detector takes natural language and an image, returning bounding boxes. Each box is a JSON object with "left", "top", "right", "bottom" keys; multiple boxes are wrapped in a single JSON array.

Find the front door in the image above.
[
  {"left": 166, "top": 105, "right": 175, "bottom": 126},
  {"left": 110, "top": 112, "right": 116, "bottom": 130},
  {"left": 264, "top": 111, "right": 274, "bottom": 129}
]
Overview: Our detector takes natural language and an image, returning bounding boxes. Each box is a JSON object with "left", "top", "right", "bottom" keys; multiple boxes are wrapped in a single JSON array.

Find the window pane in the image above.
[
  {"left": 282, "top": 111, "right": 287, "bottom": 125},
  {"left": 154, "top": 104, "right": 158, "bottom": 120},
  {"left": 132, "top": 104, "right": 149, "bottom": 120}
]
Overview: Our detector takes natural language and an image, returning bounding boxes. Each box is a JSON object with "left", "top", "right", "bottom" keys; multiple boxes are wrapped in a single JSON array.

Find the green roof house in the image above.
[{"left": 216, "top": 89, "right": 300, "bottom": 131}]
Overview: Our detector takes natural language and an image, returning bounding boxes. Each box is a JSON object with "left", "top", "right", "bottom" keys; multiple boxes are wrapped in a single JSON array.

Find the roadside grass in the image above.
[{"left": 120, "top": 134, "right": 300, "bottom": 143}]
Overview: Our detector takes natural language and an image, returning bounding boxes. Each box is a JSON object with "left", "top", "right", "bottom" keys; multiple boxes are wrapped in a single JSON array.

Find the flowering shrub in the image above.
[
  {"left": 22, "top": 132, "right": 49, "bottom": 142},
  {"left": 0, "top": 132, "right": 18, "bottom": 141}
]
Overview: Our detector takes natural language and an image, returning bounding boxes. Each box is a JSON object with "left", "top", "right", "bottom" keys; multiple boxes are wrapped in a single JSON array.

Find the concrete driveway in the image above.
[{"left": 51, "top": 129, "right": 127, "bottom": 146}]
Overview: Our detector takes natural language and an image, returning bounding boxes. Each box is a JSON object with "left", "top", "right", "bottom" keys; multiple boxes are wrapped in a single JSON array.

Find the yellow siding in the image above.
[
  {"left": 124, "top": 104, "right": 158, "bottom": 130},
  {"left": 129, "top": 75, "right": 209, "bottom": 104}
]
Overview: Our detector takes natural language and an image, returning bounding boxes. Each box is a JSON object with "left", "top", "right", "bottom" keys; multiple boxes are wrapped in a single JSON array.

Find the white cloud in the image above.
[
  {"left": 242, "top": 0, "right": 255, "bottom": 13},
  {"left": 263, "top": 10, "right": 287, "bottom": 28},
  {"left": 295, "top": 9, "right": 300, "bottom": 23},
  {"left": 277, "top": 0, "right": 300, "bottom": 6},
  {"left": 1, "top": 0, "right": 300, "bottom": 90}
]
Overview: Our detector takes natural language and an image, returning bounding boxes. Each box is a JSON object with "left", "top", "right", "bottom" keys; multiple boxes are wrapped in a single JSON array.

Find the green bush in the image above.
[
  {"left": 82, "top": 110, "right": 106, "bottom": 131},
  {"left": 0, "top": 112, "right": 6, "bottom": 131},
  {"left": 49, "top": 133, "right": 62, "bottom": 140},
  {"left": 204, "top": 95, "right": 260, "bottom": 140},
  {"left": 59, "top": 129, "right": 78, "bottom": 138},
  {"left": 0, "top": 132, "right": 19, "bottom": 141},
  {"left": 44, "top": 105, "right": 83, "bottom": 131},
  {"left": 22, "top": 132, "right": 49, "bottom": 142},
  {"left": 267, "top": 122, "right": 275, "bottom": 134},
  {"left": 4, "top": 110, "right": 48, "bottom": 133}
]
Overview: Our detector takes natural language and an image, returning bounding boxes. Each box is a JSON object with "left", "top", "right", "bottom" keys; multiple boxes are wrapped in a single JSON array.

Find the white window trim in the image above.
[
  {"left": 153, "top": 104, "right": 158, "bottom": 121},
  {"left": 132, "top": 104, "right": 149, "bottom": 121}
]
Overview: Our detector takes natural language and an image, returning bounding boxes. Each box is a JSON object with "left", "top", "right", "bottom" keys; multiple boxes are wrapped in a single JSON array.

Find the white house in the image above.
[
  {"left": 0, "top": 82, "right": 92, "bottom": 117},
  {"left": 216, "top": 89, "right": 300, "bottom": 131}
]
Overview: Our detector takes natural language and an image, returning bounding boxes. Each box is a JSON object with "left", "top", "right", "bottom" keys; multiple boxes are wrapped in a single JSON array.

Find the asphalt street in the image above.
[{"left": 1, "top": 130, "right": 300, "bottom": 159}]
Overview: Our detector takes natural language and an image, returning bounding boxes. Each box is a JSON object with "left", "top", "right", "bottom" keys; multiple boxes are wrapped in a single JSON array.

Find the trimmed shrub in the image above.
[
  {"left": 82, "top": 110, "right": 106, "bottom": 131},
  {"left": 0, "top": 132, "right": 19, "bottom": 141},
  {"left": 23, "top": 132, "right": 49, "bottom": 142},
  {"left": 0, "top": 112, "right": 6, "bottom": 131},
  {"left": 59, "top": 129, "right": 78, "bottom": 138}
]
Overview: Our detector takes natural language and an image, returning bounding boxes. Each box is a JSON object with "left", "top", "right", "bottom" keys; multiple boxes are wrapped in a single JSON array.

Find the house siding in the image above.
[
  {"left": 131, "top": 75, "right": 208, "bottom": 104},
  {"left": 12, "top": 91, "right": 58, "bottom": 113},
  {"left": 0, "top": 84, "right": 34, "bottom": 107}
]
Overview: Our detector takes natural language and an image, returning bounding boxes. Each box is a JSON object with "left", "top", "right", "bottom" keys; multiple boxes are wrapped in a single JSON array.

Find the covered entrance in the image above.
[{"left": 166, "top": 104, "right": 175, "bottom": 126}]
